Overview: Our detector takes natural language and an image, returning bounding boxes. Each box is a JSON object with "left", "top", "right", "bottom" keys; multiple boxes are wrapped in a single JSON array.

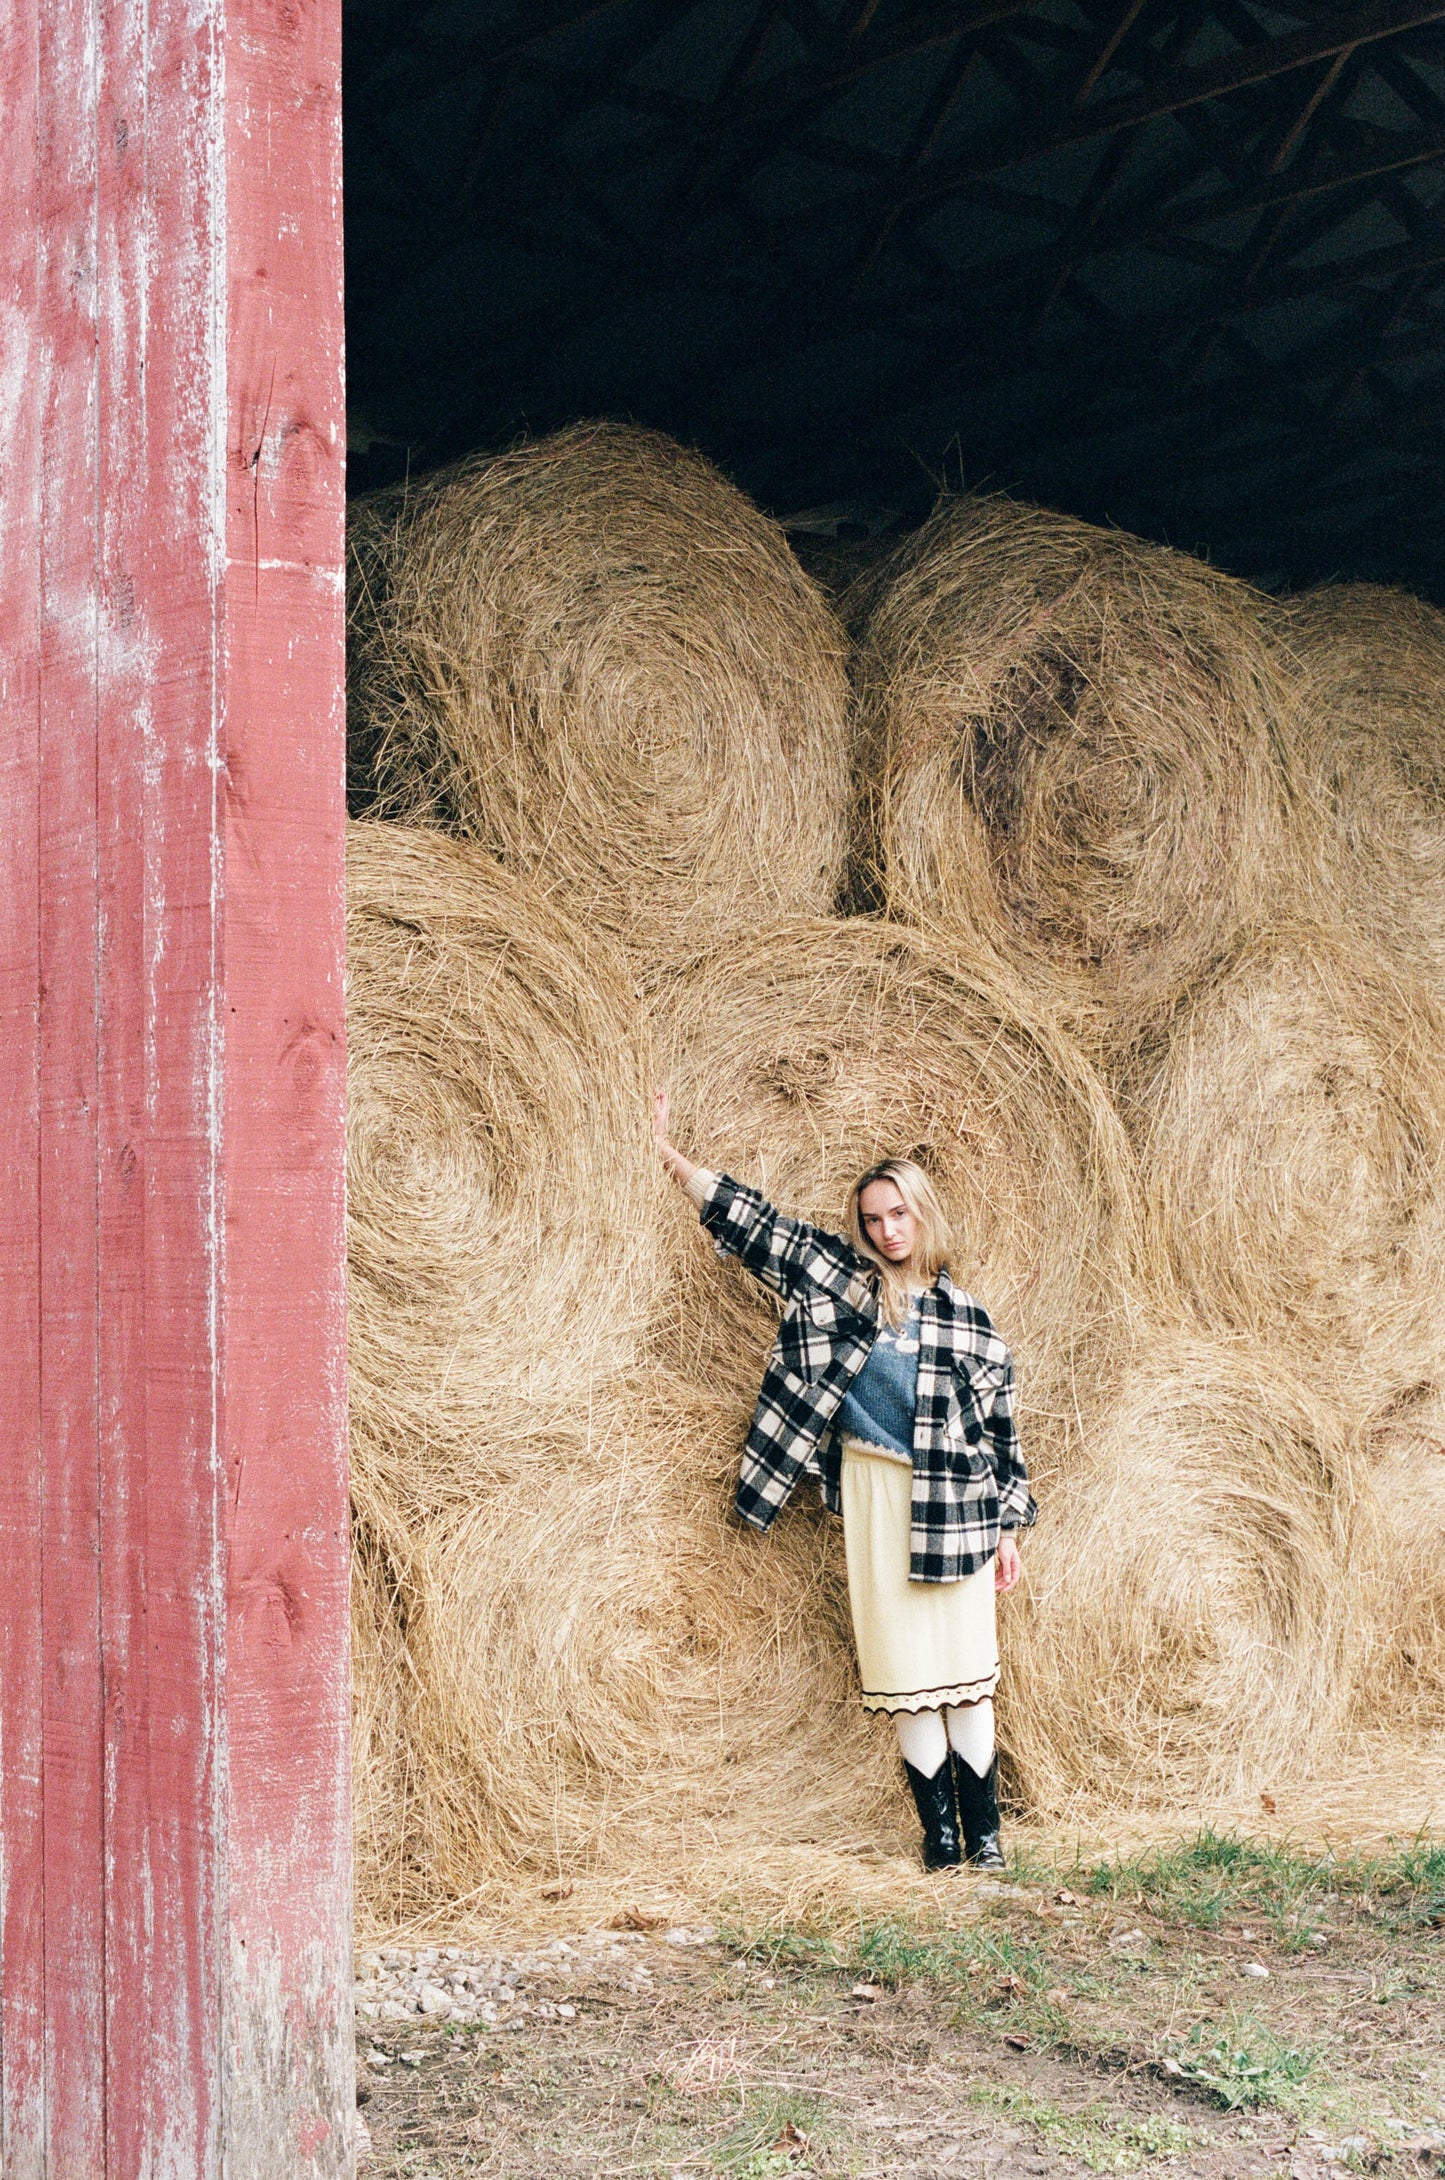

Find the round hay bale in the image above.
[
  {"left": 1117, "top": 921, "right": 1445, "bottom": 1425},
  {"left": 851, "top": 494, "right": 1297, "bottom": 1045},
  {"left": 1005, "top": 1330, "right": 1368, "bottom": 1810},
  {"left": 347, "top": 421, "right": 852, "bottom": 959},
  {"left": 649, "top": 915, "right": 1140, "bottom": 1457},
  {"left": 402, "top": 1375, "right": 903, "bottom": 1894},
  {"left": 346, "top": 819, "right": 665, "bottom": 1515},
  {"left": 1357, "top": 1388, "right": 1445, "bottom": 1730},
  {"left": 1280, "top": 583, "right": 1445, "bottom": 983}
]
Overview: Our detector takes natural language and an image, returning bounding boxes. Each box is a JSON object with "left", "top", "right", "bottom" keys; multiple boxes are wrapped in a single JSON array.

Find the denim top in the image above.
[{"left": 837, "top": 1297, "right": 921, "bottom": 1458}]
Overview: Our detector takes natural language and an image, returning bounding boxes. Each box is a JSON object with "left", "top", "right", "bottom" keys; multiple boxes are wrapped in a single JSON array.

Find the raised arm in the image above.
[
  {"left": 652, "top": 1089, "right": 699, "bottom": 1189},
  {"left": 652, "top": 1089, "right": 860, "bottom": 1304}
]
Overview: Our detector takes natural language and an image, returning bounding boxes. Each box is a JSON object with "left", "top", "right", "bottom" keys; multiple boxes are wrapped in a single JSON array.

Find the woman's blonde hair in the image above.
[{"left": 846, "top": 1157, "right": 951, "bottom": 1326}]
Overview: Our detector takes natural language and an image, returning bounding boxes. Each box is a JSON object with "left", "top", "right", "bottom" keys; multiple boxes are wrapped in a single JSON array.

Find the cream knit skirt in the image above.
[{"left": 841, "top": 1441, "right": 1000, "bottom": 1714}]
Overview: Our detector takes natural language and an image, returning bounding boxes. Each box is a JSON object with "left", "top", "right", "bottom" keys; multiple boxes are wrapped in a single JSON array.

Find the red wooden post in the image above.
[{"left": 0, "top": 0, "right": 351, "bottom": 2171}]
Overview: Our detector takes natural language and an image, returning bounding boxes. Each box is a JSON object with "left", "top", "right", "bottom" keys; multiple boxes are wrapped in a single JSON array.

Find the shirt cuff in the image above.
[{"left": 683, "top": 1167, "right": 719, "bottom": 1209}]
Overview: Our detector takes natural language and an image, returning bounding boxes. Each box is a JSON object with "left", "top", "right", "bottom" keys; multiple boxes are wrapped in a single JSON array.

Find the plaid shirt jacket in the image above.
[{"left": 697, "top": 1173, "right": 1036, "bottom": 1582}]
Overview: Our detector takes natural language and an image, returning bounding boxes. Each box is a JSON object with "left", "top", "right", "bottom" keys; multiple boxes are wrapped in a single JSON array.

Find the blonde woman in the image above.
[{"left": 653, "top": 1093, "right": 1034, "bottom": 1871}]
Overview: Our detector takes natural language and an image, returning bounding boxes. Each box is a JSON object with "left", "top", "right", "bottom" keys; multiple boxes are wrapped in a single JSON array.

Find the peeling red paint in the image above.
[{"left": 0, "top": 0, "right": 349, "bottom": 2171}]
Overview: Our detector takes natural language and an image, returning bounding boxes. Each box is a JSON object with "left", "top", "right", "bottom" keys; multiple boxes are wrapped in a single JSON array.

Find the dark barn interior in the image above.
[{"left": 343, "top": 0, "right": 1445, "bottom": 602}]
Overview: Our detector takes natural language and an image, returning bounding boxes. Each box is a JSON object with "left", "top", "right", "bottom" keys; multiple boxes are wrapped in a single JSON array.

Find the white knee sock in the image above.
[
  {"left": 892, "top": 1707, "right": 949, "bottom": 1778},
  {"left": 946, "top": 1698, "right": 996, "bottom": 1778}
]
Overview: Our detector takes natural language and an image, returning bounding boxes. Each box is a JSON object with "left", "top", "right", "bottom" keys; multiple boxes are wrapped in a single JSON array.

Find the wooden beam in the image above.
[
  {"left": 1072, "top": 0, "right": 1153, "bottom": 106},
  {"left": 0, "top": 0, "right": 350, "bottom": 2171},
  {"left": 789, "top": 0, "right": 1445, "bottom": 222},
  {"left": 692, "top": 246, "right": 1445, "bottom": 523},
  {"left": 0, "top": 0, "right": 45, "bottom": 2159},
  {"left": 350, "top": 0, "right": 634, "bottom": 97}
]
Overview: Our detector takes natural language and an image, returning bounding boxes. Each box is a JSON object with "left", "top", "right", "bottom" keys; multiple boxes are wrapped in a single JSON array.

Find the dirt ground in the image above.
[{"left": 354, "top": 1834, "right": 1445, "bottom": 2179}]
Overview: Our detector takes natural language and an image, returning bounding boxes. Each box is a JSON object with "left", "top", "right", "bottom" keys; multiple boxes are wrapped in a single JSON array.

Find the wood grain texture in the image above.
[
  {"left": 221, "top": 0, "right": 352, "bottom": 2166},
  {"left": 0, "top": 0, "right": 47, "bottom": 2168},
  {"left": 0, "top": 0, "right": 349, "bottom": 2170}
]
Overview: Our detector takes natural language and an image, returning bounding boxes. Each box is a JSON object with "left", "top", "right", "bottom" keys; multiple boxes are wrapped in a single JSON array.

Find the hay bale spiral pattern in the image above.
[
  {"left": 1006, "top": 1332, "right": 1369, "bottom": 1809},
  {"left": 402, "top": 1379, "right": 903, "bottom": 1897},
  {"left": 650, "top": 915, "right": 1140, "bottom": 1452},
  {"left": 346, "top": 820, "right": 664, "bottom": 1515},
  {"left": 1118, "top": 921, "right": 1445, "bottom": 1424},
  {"left": 1281, "top": 583, "right": 1445, "bottom": 986},
  {"left": 348, "top": 422, "right": 851, "bottom": 960},
  {"left": 851, "top": 496, "right": 1296, "bottom": 1045}
]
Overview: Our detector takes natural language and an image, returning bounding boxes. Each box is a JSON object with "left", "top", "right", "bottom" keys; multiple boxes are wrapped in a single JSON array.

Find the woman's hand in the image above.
[
  {"left": 995, "top": 1534, "right": 1022, "bottom": 1593},
  {"left": 652, "top": 1088, "right": 698, "bottom": 1188}
]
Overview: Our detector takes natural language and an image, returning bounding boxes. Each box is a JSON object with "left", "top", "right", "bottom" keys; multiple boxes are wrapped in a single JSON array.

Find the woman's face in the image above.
[{"left": 858, "top": 1179, "right": 919, "bottom": 1265}]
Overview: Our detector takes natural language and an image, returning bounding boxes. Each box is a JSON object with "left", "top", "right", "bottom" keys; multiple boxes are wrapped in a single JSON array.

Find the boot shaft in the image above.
[
  {"left": 952, "top": 1752, "right": 1004, "bottom": 1868},
  {"left": 903, "top": 1758, "right": 962, "bottom": 1870}
]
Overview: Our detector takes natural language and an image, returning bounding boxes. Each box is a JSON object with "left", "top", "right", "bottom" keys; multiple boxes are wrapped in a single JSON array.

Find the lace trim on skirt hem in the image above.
[{"left": 860, "top": 1666, "right": 1000, "bottom": 1714}]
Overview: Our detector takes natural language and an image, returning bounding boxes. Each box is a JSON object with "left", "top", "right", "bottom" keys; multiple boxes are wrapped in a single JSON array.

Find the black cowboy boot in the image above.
[
  {"left": 903, "top": 1760, "right": 962, "bottom": 1870},
  {"left": 953, "top": 1753, "right": 1005, "bottom": 1869}
]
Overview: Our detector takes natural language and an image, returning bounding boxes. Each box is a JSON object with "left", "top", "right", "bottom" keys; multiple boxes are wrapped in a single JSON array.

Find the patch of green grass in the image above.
[
  {"left": 1029, "top": 1829, "right": 1445, "bottom": 1948},
  {"left": 969, "top": 2085, "right": 1207, "bottom": 2170},
  {"left": 1376, "top": 1839, "right": 1445, "bottom": 1895},
  {"left": 711, "top": 2093, "right": 827, "bottom": 2176},
  {"left": 1163, "top": 2013, "right": 1318, "bottom": 2112},
  {"left": 721, "top": 1910, "right": 1055, "bottom": 2005},
  {"left": 1065, "top": 1832, "right": 1331, "bottom": 1933},
  {"left": 716, "top": 1918, "right": 842, "bottom": 1977},
  {"left": 850, "top": 1917, "right": 1052, "bottom": 1996}
]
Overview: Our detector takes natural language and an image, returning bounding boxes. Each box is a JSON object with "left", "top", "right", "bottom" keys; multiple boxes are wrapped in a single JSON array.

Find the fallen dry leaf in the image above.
[
  {"left": 1004, "top": 2032, "right": 1034, "bottom": 2052},
  {"left": 610, "top": 1906, "right": 666, "bottom": 1932},
  {"left": 773, "top": 2119, "right": 811, "bottom": 2159},
  {"left": 540, "top": 1879, "right": 573, "bottom": 1902},
  {"left": 1054, "top": 1888, "right": 1078, "bottom": 1905},
  {"left": 850, "top": 1981, "right": 884, "bottom": 2003},
  {"left": 1260, "top": 1793, "right": 1278, "bottom": 1815},
  {"left": 1045, "top": 1987, "right": 1071, "bottom": 2005}
]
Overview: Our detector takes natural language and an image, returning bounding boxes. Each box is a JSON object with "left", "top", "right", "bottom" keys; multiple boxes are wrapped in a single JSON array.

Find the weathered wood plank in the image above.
[
  {"left": 98, "top": 1, "right": 217, "bottom": 2167},
  {"left": 220, "top": 0, "right": 352, "bottom": 2163},
  {"left": 0, "top": 0, "right": 48, "bottom": 2166},
  {"left": 0, "top": 0, "right": 350, "bottom": 2169},
  {"left": 35, "top": 0, "right": 107, "bottom": 2158}
]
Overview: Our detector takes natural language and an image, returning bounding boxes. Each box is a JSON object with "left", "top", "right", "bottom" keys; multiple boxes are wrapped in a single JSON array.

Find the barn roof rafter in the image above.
[{"left": 344, "top": 0, "right": 1445, "bottom": 592}]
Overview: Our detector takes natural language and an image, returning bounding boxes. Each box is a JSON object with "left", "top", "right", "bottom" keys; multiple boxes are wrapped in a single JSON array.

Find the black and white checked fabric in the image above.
[{"left": 698, "top": 1173, "right": 1035, "bottom": 1582}]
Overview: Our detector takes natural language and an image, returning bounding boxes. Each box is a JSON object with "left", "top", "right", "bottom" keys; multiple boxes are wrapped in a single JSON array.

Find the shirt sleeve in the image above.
[
  {"left": 683, "top": 1167, "right": 719, "bottom": 1209},
  {"left": 988, "top": 1357, "right": 1036, "bottom": 1531},
  {"left": 697, "top": 1171, "right": 859, "bottom": 1303}
]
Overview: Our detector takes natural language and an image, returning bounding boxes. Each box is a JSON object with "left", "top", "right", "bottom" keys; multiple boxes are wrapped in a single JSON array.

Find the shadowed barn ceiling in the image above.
[{"left": 344, "top": 0, "right": 1445, "bottom": 593}]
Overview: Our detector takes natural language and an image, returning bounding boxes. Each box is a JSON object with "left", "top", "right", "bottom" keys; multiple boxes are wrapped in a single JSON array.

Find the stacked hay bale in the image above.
[
  {"left": 348, "top": 420, "right": 851, "bottom": 969},
  {"left": 345, "top": 826, "right": 906, "bottom": 1903},
  {"left": 401, "top": 1376, "right": 904, "bottom": 1900},
  {"left": 1271, "top": 584, "right": 1445, "bottom": 1734},
  {"left": 346, "top": 433, "right": 1445, "bottom": 1922},
  {"left": 1115, "top": 921, "right": 1445, "bottom": 1432},
  {"left": 343, "top": 432, "right": 866, "bottom": 1911},
  {"left": 346, "top": 820, "right": 665, "bottom": 1516},
  {"left": 1280, "top": 584, "right": 1445, "bottom": 987},
  {"left": 347, "top": 819, "right": 664, "bottom": 1909},
  {"left": 1005, "top": 1331, "right": 1372, "bottom": 1808},
  {"left": 648, "top": 916, "right": 1139, "bottom": 1472},
  {"left": 849, "top": 495, "right": 1445, "bottom": 1800},
  {"left": 848, "top": 494, "right": 1299, "bottom": 1052}
]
